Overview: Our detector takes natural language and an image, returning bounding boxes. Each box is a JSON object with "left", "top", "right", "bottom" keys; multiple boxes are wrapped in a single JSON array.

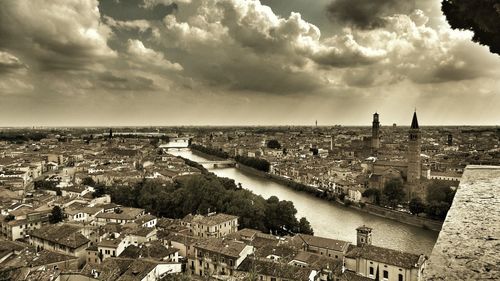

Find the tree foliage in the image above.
[
  {"left": 50, "top": 206, "right": 64, "bottom": 224},
  {"left": 267, "top": 139, "right": 282, "bottom": 149},
  {"left": 297, "top": 217, "right": 314, "bottom": 235},
  {"left": 107, "top": 174, "right": 313, "bottom": 235},
  {"left": 383, "top": 179, "right": 406, "bottom": 208},
  {"left": 190, "top": 144, "right": 229, "bottom": 159},
  {"left": 424, "top": 181, "right": 456, "bottom": 220},
  {"left": 442, "top": 0, "right": 500, "bottom": 55},
  {"left": 362, "top": 188, "right": 381, "bottom": 205},
  {"left": 235, "top": 155, "right": 270, "bottom": 172},
  {"left": 409, "top": 197, "right": 426, "bottom": 215}
]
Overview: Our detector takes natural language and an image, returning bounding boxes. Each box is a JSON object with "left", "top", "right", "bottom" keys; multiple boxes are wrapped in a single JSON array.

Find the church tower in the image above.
[
  {"left": 356, "top": 225, "right": 373, "bottom": 246},
  {"left": 371, "top": 112, "right": 381, "bottom": 152},
  {"left": 407, "top": 111, "right": 421, "bottom": 183}
]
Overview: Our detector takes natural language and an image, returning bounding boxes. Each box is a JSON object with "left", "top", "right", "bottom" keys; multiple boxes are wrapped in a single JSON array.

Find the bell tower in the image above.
[
  {"left": 371, "top": 112, "right": 380, "bottom": 152},
  {"left": 407, "top": 111, "right": 421, "bottom": 183},
  {"left": 356, "top": 225, "right": 373, "bottom": 246}
]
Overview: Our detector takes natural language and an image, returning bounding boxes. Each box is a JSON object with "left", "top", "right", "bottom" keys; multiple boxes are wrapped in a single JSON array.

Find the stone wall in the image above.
[{"left": 424, "top": 165, "right": 500, "bottom": 280}]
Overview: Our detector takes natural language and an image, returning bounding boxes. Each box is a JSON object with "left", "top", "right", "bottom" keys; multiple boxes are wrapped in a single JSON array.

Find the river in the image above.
[{"left": 168, "top": 149, "right": 438, "bottom": 255}]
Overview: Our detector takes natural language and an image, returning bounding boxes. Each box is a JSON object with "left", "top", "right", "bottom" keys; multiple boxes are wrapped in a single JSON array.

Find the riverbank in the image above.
[
  {"left": 235, "top": 163, "right": 443, "bottom": 232},
  {"left": 191, "top": 149, "right": 227, "bottom": 161}
]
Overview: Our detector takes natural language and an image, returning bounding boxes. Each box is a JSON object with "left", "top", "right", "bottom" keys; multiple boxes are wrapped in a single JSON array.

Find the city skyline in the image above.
[{"left": 1, "top": 0, "right": 499, "bottom": 126}]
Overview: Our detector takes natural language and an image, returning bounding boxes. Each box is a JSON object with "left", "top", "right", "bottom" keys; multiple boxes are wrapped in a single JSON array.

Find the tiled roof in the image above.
[
  {"left": 30, "top": 224, "right": 89, "bottom": 249},
  {"left": 346, "top": 244, "right": 421, "bottom": 269},
  {"left": 296, "top": 234, "right": 350, "bottom": 252},
  {"left": 237, "top": 258, "right": 311, "bottom": 280},
  {"left": 187, "top": 213, "right": 238, "bottom": 226},
  {"left": 195, "top": 239, "right": 248, "bottom": 258}
]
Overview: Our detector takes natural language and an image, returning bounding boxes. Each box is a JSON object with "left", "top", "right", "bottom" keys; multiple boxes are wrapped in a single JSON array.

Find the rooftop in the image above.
[
  {"left": 346, "top": 244, "right": 422, "bottom": 269},
  {"left": 424, "top": 165, "right": 500, "bottom": 280},
  {"left": 296, "top": 234, "right": 350, "bottom": 252},
  {"left": 30, "top": 224, "right": 89, "bottom": 249}
]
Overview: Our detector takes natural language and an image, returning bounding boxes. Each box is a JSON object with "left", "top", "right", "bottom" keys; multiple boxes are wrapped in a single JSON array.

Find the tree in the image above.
[
  {"left": 92, "top": 185, "right": 106, "bottom": 198},
  {"left": 362, "top": 188, "right": 381, "bottom": 205},
  {"left": 297, "top": 217, "right": 314, "bottom": 235},
  {"left": 82, "top": 177, "right": 96, "bottom": 186},
  {"left": 50, "top": 206, "right": 64, "bottom": 224},
  {"left": 425, "top": 201, "right": 451, "bottom": 220},
  {"left": 427, "top": 182, "right": 456, "bottom": 205},
  {"left": 409, "top": 197, "right": 426, "bottom": 215},
  {"left": 267, "top": 139, "right": 281, "bottom": 149},
  {"left": 383, "top": 179, "right": 405, "bottom": 208},
  {"left": 442, "top": 0, "right": 500, "bottom": 55}
]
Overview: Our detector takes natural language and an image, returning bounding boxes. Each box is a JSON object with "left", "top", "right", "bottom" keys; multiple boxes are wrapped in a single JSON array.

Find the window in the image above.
[
  {"left": 399, "top": 274, "right": 403, "bottom": 281},
  {"left": 383, "top": 270, "right": 389, "bottom": 279},
  {"left": 369, "top": 267, "right": 374, "bottom": 275}
]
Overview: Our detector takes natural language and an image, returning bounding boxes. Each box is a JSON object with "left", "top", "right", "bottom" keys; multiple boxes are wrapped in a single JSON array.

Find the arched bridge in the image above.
[{"left": 197, "top": 160, "right": 236, "bottom": 168}]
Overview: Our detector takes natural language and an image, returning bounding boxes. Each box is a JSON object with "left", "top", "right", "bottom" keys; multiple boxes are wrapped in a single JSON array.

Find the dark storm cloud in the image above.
[{"left": 326, "top": 0, "right": 415, "bottom": 29}]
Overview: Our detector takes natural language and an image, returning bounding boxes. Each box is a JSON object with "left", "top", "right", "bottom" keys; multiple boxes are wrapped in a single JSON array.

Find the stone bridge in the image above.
[{"left": 197, "top": 160, "right": 236, "bottom": 168}]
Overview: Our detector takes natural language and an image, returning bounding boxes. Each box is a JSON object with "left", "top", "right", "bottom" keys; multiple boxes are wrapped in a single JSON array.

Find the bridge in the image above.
[
  {"left": 197, "top": 160, "right": 236, "bottom": 168},
  {"left": 159, "top": 137, "right": 192, "bottom": 149}
]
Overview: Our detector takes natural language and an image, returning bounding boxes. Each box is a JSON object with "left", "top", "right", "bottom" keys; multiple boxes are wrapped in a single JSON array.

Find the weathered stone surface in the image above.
[{"left": 424, "top": 165, "right": 500, "bottom": 280}]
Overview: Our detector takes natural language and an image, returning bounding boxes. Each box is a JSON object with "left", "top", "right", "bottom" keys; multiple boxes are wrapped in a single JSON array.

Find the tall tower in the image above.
[
  {"left": 356, "top": 225, "right": 373, "bottom": 246},
  {"left": 407, "top": 111, "right": 421, "bottom": 183},
  {"left": 371, "top": 112, "right": 381, "bottom": 152}
]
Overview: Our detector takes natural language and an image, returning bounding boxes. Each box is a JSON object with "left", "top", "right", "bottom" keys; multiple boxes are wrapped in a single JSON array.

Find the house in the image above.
[
  {"left": 182, "top": 212, "right": 238, "bottom": 238},
  {"left": 62, "top": 257, "right": 182, "bottom": 280},
  {"left": 0, "top": 208, "right": 50, "bottom": 241},
  {"left": 345, "top": 226, "right": 427, "bottom": 281},
  {"left": 94, "top": 207, "right": 145, "bottom": 225},
  {"left": 119, "top": 240, "right": 180, "bottom": 263},
  {"left": 294, "top": 234, "right": 351, "bottom": 260},
  {"left": 189, "top": 238, "right": 254, "bottom": 277},
  {"left": 236, "top": 258, "right": 312, "bottom": 281},
  {"left": 28, "top": 224, "right": 90, "bottom": 266}
]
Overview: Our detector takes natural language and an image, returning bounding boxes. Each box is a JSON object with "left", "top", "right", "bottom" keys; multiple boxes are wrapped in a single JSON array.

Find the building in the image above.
[
  {"left": 407, "top": 112, "right": 422, "bottom": 184},
  {"left": 372, "top": 112, "right": 381, "bottom": 152},
  {"left": 29, "top": 224, "right": 90, "bottom": 266},
  {"left": 182, "top": 212, "right": 238, "bottom": 238},
  {"left": 345, "top": 226, "right": 427, "bottom": 281},
  {"left": 94, "top": 207, "right": 145, "bottom": 225},
  {"left": 189, "top": 239, "right": 253, "bottom": 277},
  {"left": 294, "top": 234, "right": 351, "bottom": 260}
]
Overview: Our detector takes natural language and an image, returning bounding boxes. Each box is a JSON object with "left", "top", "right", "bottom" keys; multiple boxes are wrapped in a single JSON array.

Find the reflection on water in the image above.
[{"left": 170, "top": 149, "right": 438, "bottom": 255}]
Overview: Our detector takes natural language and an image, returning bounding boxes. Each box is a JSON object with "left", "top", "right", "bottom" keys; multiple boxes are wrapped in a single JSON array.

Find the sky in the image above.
[{"left": 0, "top": 0, "right": 499, "bottom": 126}]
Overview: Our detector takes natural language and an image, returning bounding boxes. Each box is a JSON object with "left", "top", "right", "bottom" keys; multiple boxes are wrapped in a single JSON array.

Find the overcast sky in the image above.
[{"left": 0, "top": 0, "right": 499, "bottom": 126}]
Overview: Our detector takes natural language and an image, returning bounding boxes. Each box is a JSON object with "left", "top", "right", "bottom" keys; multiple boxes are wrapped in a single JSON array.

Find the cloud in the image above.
[
  {"left": 126, "top": 39, "right": 183, "bottom": 71},
  {"left": 0, "top": 0, "right": 115, "bottom": 71},
  {"left": 326, "top": 0, "right": 416, "bottom": 29},
  {"left": 0, "top": 51, "right": 27, "bottom": 74},
  {"left": 96, "top": 71, "right": 157, "bottom": 91}
]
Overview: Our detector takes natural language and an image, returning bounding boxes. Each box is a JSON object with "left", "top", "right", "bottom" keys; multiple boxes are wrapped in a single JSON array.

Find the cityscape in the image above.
[{"left": 0, "top": 0, "right": 499, "bottom": 281}]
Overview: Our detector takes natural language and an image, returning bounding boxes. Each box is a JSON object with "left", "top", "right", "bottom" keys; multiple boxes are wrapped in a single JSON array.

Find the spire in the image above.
[{"left": 411, "top": 111, "right": 419, "bottom": 129}]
